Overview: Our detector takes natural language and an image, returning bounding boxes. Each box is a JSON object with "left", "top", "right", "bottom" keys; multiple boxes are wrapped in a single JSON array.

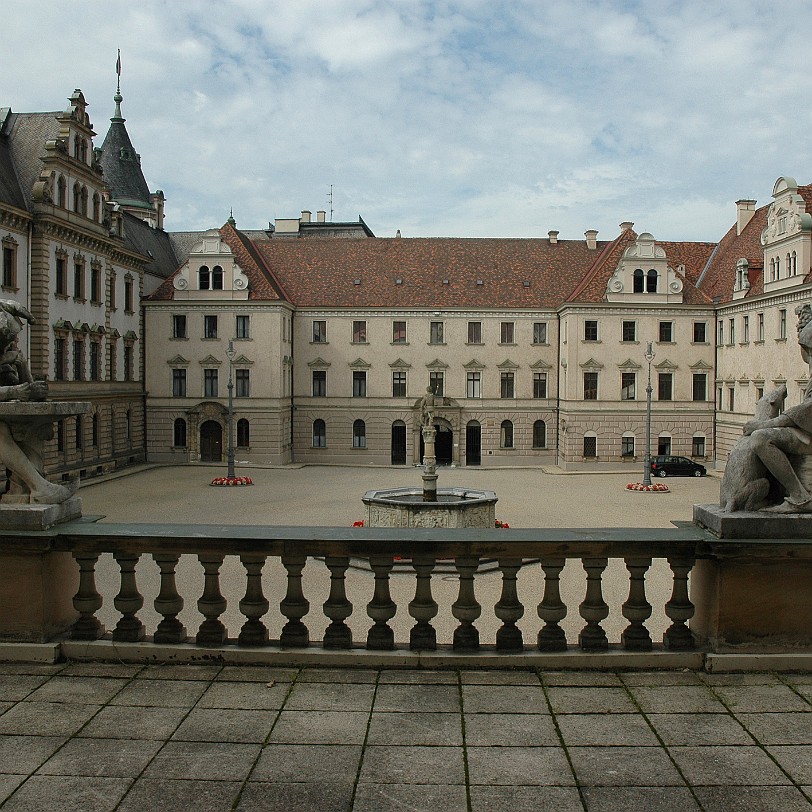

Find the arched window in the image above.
[
  {"left": 92, "top": 412, "right": 99, "bottom": 447},
  {"left": 198, "top": 266, "right": 210, "bottom": 289},
  {"left": 173, "top": 417, "right": 187, "bottom": 447},
  {"left": 80, "top": 138, "right": 88, "bottom": 163},
  {"left": 657, "top": 433, "right": 672, "bottom": 455},
  {"left": 313, "top": 419, "right": 326, "bottom": 448},
  {"left": 353, "top": 419, "right": 366, "bottom": 448},
  {"left": 583, "top": 432, "right": 597, "bottom": 458},
  {"left": 770, "top": 258, "right": 775, "bottom": 281},
  {"left": 692, "top": 434, "right": 705, "bottom": 457},
  {"left": 73, "top": 136, "right": 81, "bottom": 159},
  {"left": 92, "top": 193, "right": 100, "bottom": 222},
  {"left": 80, "top": 186, "right": 88, "bottom": 217},
  {"left": 621, "top": 432, "right": 635, "bottom": 457},
  {"left": 633, "top": 269, "right": 644, "bottom": 293},
  {"left": 57, "top": 176, "right": 66, "bottom": 207},
  {"left": 212, "top": 265, "right": 224, "bottom": 290},
  {"left": 532, "top": 420, "right": 546, "bottom": 449},
  {"left": 500, "top": 419, "right": 514, "bottom": 449},
  {"left": 646, "top": 269, "right": 658, "bottom": 293},
  {"left": 73, "top": 182, "right": 81, "bottom": 213},
  {"left": 237, "top": 418, "right": 250, "bottom": 447},
  {"left": 775, "top": 255, "right": 781, "bottom": 278},
  {"left": 792, "top": 250, "right": 798, "bottom": 275}
]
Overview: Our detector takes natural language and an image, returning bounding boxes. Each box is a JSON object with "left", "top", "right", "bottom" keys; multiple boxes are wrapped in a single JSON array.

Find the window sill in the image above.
[
  {"left": 351, "top": 341, "right": 369, "bottom": 345},
  {"left": 775, "top": 338, "right": 788, "bottom": 343},
  {"left": 466, "top": 342, "right": 484, "bottom": 346},
  {"left": 310, "top": 340, "right": 329, "bottom": 346},
  {"left": 657, "top": 341, "right": 675, "bottom": 345},
  {"left": 620, "top": 340, "right": 639, "bottom": 345},
  {"left": 201, "top": 337, "right": 220, "bottom": 341},
  {"left": 1, "top": 285, "right": 19, "bottom": 294},
  {"left": 90, "top": 299, "right": 103, "bottom": 307},
  {"left": 391, "top": 341, "right": 409, "bottom": 346},
  {"left": 234, "top": 337, "right": 252, "bottom": 342},
  {"left": 170, "top": 336, "right": 189, "bottom": 341},
  {"left": 498, "top": 342, "right": 517, "bottom": 347},
  {"left": 691, "top": 341, "right": 709, "bottom": 345},
  {"left": 428, "top": 342, "right": 447, "bottom": 346},
  {"left": 55, "top": 293, "right": 69, "bottom": 300},
  {"left": 532, "top": 342, "right": 549, "bottom": 346},
  {"left": 582, "top": 340, "right": 601, "bottom": 344}
]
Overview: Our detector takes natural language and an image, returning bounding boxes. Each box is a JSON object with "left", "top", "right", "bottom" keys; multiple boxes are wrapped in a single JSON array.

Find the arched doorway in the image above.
[
  {"left": 419, "top": 423, "right": 454, "bottom": 466},
  {"left": 391, "top": 421, "right": 407, "bottom": 465},
  {"left": 466, "top": 421, "right": 481, "bottom": 466},
  {"left": 200, "top": 420, "right": 223, "bottom": 462}
]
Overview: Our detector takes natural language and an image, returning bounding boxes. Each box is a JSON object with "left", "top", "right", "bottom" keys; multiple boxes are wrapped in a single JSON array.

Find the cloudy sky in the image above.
[{"left": 4, "top": 1, "right": 811, "bottom": 242}]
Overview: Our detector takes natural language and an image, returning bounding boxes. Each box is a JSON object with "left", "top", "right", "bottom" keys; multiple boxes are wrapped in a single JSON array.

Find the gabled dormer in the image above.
[
  {"left": 732, "top": 257, "right": 751, "bottom": 300},
  {"left": 172, "top": 229, "right": 249, "bottom": 300},
  {"left": 605, "top": 232, "right": 684, "bottom": 303},
  {"left": 761, "top": 177, "right": 812, "bottom": 293}
]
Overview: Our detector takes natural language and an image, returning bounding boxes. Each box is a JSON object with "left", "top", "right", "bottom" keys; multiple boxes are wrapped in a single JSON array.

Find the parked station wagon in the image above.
[{"left": 649, "top": 455, "right": 706, "bottom": 477}]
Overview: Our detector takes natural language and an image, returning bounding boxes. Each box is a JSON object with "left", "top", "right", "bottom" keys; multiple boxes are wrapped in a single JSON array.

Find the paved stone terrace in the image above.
[{"left": 0, "top": 662, "right": 810, "bottom": 811}]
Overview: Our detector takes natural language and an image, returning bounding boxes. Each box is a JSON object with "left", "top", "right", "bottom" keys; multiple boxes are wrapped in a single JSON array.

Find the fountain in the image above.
[{"left": 362, "top": 388, "right": 497, "bottom": 528}]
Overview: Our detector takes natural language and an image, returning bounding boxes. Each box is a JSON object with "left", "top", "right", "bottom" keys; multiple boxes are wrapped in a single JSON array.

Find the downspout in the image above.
[{"left": 25, "top": 218, "right": 32, "bottom": 361}]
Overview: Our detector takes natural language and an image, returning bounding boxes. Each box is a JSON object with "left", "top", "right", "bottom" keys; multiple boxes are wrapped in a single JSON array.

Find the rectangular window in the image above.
[
  {"left": 57, "top": 420, "right": 65, "bottom": 453},
  {"left": 659, "top": 321, "right": 673, "bottom": 342},
  {"left": 429, "top": 370, "right": 444, "bottom": 396},
  {"left": 56, "top": 257, "right": 67, "bottom": 295},
  {"left": 204, "top": 315, "right": 218, "bottom": 339},
  {"left": 236, "top": 315, "right": 250, "bottom": 339},
  {"left": 89, "top": 343, "right": 100, "bottom": 381},
  {"left": 621, "top": 436, "right": 635, "bottom": 457},
  {"left": 500, "top": 371, "right": 515, "bottom": 398},
  {"left": 172, "top": 368, "right": 187, "bottom": 397},
  {"left": 500, "top": 322, "right": 515, "bottom": 344},
  {"left": 235, "top": 369, "right": 250, "bottom": 397},
  {"left": 312, "top": 320, "right": 327, "bottom": 343},
  {"left": 693, "top": 322, "right": 707, "bottom": 343},
  {"left": 124, "top": 345, "right": 133, "bottom": 380},
  {"left": 352, "top": 320, "right": 367, "bottom": 343},
  {"left": 466, "top": 371, "right": 481, "bottom": 399},
  {"left": 692, "top": 436, "right": 705, "bottom": 457},
  {"left": 109, "top": 270, "right": 116, "bottom": 310},
  {"left": 392, "top": 321, "right": 407, "bottom": 343},
  {"left": 658, "top": 372, "right": 673, "bottom": 400},
  {"left": 717, "top": 387, "right": 723, "bottom": 410},
  {"left": 172, "top": 314, "right": 187, "bottom": 339},
  {"left": 728, "top": 387, "right": 735, "bottom": 411},
  {"left": 743, "top": 315, "right": 749, "bottom": 343},
  {"left": 583, "top": 371, "right": 598, "bottom": 400},
  {"left": 312, "top": 370, "right": 326, "bottom": 397},
  {"left": 90, "top": 266, "right": 101, "bottom": 303},
  {"left": 758, "top": 312, "right": 765, "bottom": 341},
  {"left": 718, "top": 321, "right": 724, "bottom": 346},
  {"left": 728, "top": 318, "right": 735, "bottom": 344},
  {"left": 204, "top": 368, "right": 218, "bottom": 397},
  {"left": 621, "top": 372, "right": 636, "bottom": 400},
  {"left": 73, "top": 339, "right": 84, "bottom": 381},
  {"left": 692, "top": 373, "right": 707, "bottom": 402},
  {"left": 430, "top": 321, "right": 444, "bottom": 344},
  {"left": 467, "top": 321, "right": 482, "bottom": 344},
  {"left": 124, "top": 277, "right": 134, "bottom": 312},
  {"left": 54, "top": 337, "right": 66, "bottom": 381},
  {"left": 622, "top": 321, "right": 636, "bottom": 342},
  {"left": 392, "top": 370, "right": 407, "bottom": 397},
  {"left": 584, "top": 320, "right": 598, "bottom": 341},
  {"left": 74, "top": 261, "right": 84, "bottom": 299},
  {"left": 533, "top": 372, "right": 547, "bottom": 399},
  {"left": 583, "top": 436, "right": 597, "bottom": 458},
  {"left": 779, "top": 309, "right": 787, "bottom": 340},
  {"left": 532, "top": 322, "right": 547, "bottom": 344},
  {"left": 1, "top": 243, "right": 15, "bottom": 288},
  {"left": 352, "top": 370, "right": 367, "bottom": 397}
]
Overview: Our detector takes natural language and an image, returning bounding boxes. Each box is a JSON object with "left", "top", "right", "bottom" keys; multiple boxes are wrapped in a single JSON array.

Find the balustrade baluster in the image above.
[
  {"left": 280, "top": 554, "right": 310, "bottom": 647},
  {"left": 408, "top": 555, "right": 438, "bottom": 651},
  {"left": 578, "top": 557, "right": 609, "bottom": 651},
  {"left": 537, "top": 558, "right": 567, "bottom": 651},
  {"left": 366, "top": 555, "right": 396, "bottom": 650},
  {"left": 196, "top": 554, "right": 227, "bottom": 646},
  {"left": 621, "top": 557, "right": 652, "bottom": 651},
  {"left": 323, "top": 556, "right": 353, "bottom": 649},
  {"left": 664, "top": 555, "right": 696, "bottom": 650},
  {"left": 71, "top": 553, "right": 104, "bottom": 640},
  {"left": 238, "top": 554, "right": 269, "bottom": 646},
  {"left": 495, "top": 558, "right": 524, "bottom": 652},
  {"left": 153, "top": 554, "right": 186, "bottom": 644},
  {"left": 452, "top": 556, "right": 481, "bottom": 652},
  {"left": 112, "top": 553, "right": 145, "bottom": 642}
]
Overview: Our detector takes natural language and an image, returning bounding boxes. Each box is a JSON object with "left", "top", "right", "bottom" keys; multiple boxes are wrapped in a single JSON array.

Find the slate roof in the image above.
[
  {"left": 249, "top": 236, "right": 609, "bottom": 309},
  {"left": 0, "top": 111, "right": 26, "bottom": 211},
  {"left": 99, "top": 115, "right": 152, "bottom": 210},
  {"left": 3, "top": 111, "right": 61, "bottom": 212},
  {"left": 121, "top": 211, "right": 179, "bottom": 280}
]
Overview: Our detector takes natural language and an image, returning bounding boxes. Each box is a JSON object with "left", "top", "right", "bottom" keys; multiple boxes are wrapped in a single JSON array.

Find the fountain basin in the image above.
[{"left": 363, "top": 487, "right": 497, "bottom": 528}]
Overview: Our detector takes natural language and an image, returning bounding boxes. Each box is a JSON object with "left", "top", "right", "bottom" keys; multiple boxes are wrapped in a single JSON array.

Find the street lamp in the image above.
[
  {"left": 642, "top": 341, "right": 655, "bottom": 486},
  {"left": 225, "top": 339, "right": 236, "bottom": 480}
]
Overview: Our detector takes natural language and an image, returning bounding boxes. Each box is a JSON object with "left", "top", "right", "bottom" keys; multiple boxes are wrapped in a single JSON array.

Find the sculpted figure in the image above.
[
  {"left": 418, "top": 386, "right": 435, "bottom": 427},
  {"left": 0, "top": 301, "right": 74, "bottom": 505},
  {"left": 741, "top": 303, "right": 812, "bottom": 513},
  {"left": 720, "top": 385, "right": 786, "bottom": 512}
]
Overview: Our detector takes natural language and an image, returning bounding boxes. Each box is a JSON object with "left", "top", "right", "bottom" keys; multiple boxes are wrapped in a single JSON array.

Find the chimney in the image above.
[
  {"left": 548, "top": 230, "right": 559, "bottom": 245},
  {"left": 736, "top": 199, "right": 756, "bottom": 235},
  {"left": 619, "top": 221, "right": 633, "bottom": 233},
  {"left": 301, "top": 210, "right": 311, "bottom": 223},
  {"left": 316, "top": 210, "right": 326, "bottom": 223},
  {"left": 396, "top": 229, "right": 401, "bottom": 239},
  {"left": 584, "top": 229, "right": 598, "bottom": 250}
]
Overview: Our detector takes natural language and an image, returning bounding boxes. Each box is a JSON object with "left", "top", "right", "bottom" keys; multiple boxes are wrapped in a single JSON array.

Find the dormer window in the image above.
[
  {"left": 633, "top": 269, "right": 644, "bottom": 292},
  {"left": 211, "top": 265, "right": 224, "bottom": 290},
  {"left": 73, "top": 136, "right": 81, "bottom": 160},
  {"left": 57, "top": 176, "right": 66, "bottom": 207},
  {"left": 198, "top": 265, "right": 210, "bottom": 289},
  {"left": 778, "top": 215, "right": 787, "bottom": 234},
  {"left": 646, "top": 269, "right": 658, "bottom": 292}
]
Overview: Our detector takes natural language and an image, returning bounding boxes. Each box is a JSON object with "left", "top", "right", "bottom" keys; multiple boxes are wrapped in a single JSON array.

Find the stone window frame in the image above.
[
  {"left": 312, "top": 418, "right": 327, "bottom": 448},
  {"left": 312, "top": 320, "right": 327, "bottom": 343},
  {"left": 392, "top": 370, "right": 407, "bottom": 398},
  {"left": 235, "top": 314, "right": 250, "bottom": 340},
  {"left": 352, "top": 320, "right": 367, "bottom": 344},
  {"left": 90, "top": 260, "right": 103, "bottom": 305},
  {"left": 584, "top": 319, "right": 599, "bottom": 342},
  {"left": 172, "top": 367, "right": 187, "bottom": 398},
  {"left": 55, "top": 250, "right": 69, "bottom": 297},
  {"left": 621, "top": 320, "right": 637, "bottom": 343},
  {"left": 532, "top": 321, "right": 548, "bottom": 345},
  {"left": 73, "top": 254, "right": 86, "bottom": 301},
  {"left": 467, "top": 321, "right": 482, "bottom": 345},
  {"left": 500, "top": 419, "right": 514, "bottom": 449},
  {"left": 532, "top": 371, "right": 547, "bottom": 399},
  {"left": 124, "top": 274, "right": 135, "bottom": 314},
  {"left": 532, "top": 419, "right": 547, "bottom": 449},
  {"left": 499, "top": 321, "right": 515, "bottom": 345},
  {"left": 466, "top": 370, "right": 481, "bottom": 399},
  {"left": 235, "top": 368, "right": 250, "bottom": 398},
  {"left": 392, "top": 320, "right": 407, "bottom": 344},
  {"left": 173, "top": 417, "right": 188, "bottom": 448},
  {"left": 1, "top": 236, "right": 18, "bottom": 290}
]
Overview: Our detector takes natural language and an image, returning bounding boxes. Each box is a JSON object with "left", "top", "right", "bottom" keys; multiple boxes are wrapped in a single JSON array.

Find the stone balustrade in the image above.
[{"left": 2, "top": 522, "right": 812, "bottom": 662}]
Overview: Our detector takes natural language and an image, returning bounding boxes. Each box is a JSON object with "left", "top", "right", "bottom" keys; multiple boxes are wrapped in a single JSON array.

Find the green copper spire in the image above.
[
  {"left": 227, "top": 208, "right": 236, "bottom": 226},
  {"left": 112, "top": 49, "right": 124, "bottom": 122}
]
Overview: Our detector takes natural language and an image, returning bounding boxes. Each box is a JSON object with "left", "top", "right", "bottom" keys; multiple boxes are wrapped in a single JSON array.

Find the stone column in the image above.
[{"left": 421, "top": 424, "right": 437, "bottom": 502}]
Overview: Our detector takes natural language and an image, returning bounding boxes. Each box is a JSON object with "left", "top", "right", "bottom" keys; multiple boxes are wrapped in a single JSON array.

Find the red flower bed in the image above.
[
  {"left": 626, "top": 482, "right": 669, "bottom": 492},
  {"left": 210, "top": 476, "right": 254, "bottom": 486}
]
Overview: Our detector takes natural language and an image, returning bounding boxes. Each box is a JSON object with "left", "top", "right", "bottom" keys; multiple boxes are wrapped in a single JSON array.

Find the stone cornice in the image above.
[{"left": 0, "top": 206, "right": 31, "bottom": 231}]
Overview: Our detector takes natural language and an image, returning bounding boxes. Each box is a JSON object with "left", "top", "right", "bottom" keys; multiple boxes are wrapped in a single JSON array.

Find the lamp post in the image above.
[
  {"left": 225, "top": 339, "right": 236, "bottom": 480},
  {"left": 642, "top": 341, "right": 655, "bottom": 486}
]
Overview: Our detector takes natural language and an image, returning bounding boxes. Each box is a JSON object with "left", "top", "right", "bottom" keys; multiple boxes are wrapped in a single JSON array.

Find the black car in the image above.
[{"left": 649, "top": 455, "right": 706, "bottom": 477}]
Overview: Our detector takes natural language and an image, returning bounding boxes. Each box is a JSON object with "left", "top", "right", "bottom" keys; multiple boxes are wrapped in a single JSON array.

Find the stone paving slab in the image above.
[{"left": 0, "top": 664, "right": 810, "bottom": 810}]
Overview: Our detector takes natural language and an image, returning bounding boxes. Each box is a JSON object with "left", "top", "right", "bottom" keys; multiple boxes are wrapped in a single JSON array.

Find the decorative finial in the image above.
[
  {"left": 113, "top": 49, "right": 124, "bottom": 122},
  {"left": 227, "top": 208, "right": 236, "bottom": 226}
]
